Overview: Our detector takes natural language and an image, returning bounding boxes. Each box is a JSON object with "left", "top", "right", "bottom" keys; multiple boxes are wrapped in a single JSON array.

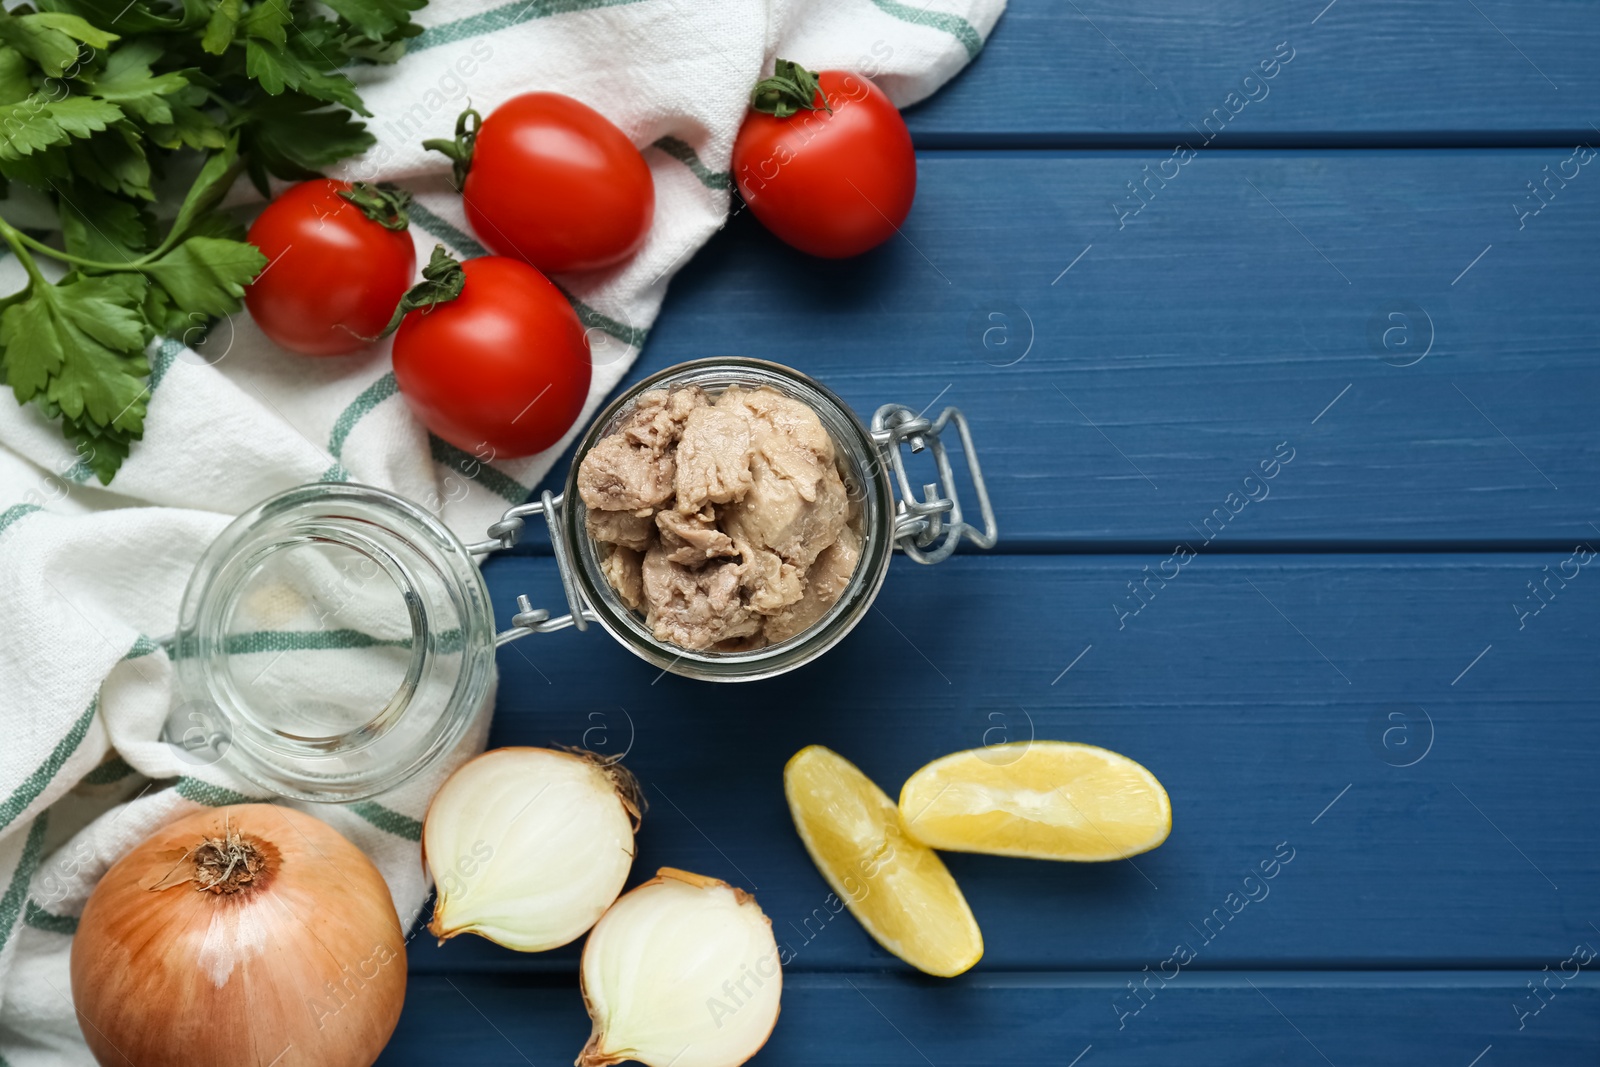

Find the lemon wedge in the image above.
[
  {"left": 784, "top": 745, "right": 983, "bottom": 977},
  {"left": 899, "top": 741, "right": 1171, "bottom": 861}
]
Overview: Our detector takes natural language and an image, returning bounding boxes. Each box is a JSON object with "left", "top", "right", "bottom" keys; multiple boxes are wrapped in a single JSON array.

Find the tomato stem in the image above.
[
  {"left": 376, "top": 244, "right": 466, "bottom": 338},
  {"left": 422, "top": 108, "right": 482, "bottom": 191},
  {"left": 338, "top": 181, "right": 413, "bottom": 231},
  {"left": 749, "top": 59, "right": 832, "bottom": 119}
]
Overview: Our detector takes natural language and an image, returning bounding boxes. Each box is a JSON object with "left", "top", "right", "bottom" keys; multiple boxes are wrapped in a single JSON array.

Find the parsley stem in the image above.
[
  {"left": 0, "top": 215, "right": 47, "bottom": 288},
  {"left": 7, "top": 228, "right": 146, "bottom": 273}
]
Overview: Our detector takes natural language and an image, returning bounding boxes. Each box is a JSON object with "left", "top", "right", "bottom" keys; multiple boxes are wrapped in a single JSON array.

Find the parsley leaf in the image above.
[
  {"left": 33, "top": 0, "right": 183, "bottom": 35},
  {"left": 0, "top": 46, "right": 32, "bottom": 103},
  {"left": 164, "top": 139, "right": 242, "bottom": 249},
  {"left": 68, "top": 125, "right": 153, "bottom": 199},
  {"left": 58, "top": 182, "right": 152, "bottom": 261},
  {"left": 0, "top": 92, "right": 120, "bottom": 161},
  {"left": 1, "top": 271, "right": 149, "bottom": 432},
  {"left": 147, "top": 99, "right": 229, "bottom": 151},
  {"left": 0, "top": 0, "right": 422, "bottom": 480},
  {"left": 202, "top": 0, "right": 243, "bottom": 55},
  {"left": 0, "top": 10, "right": 117, "bottom": 77},
  {"left": 0, "top": 99, "right": 73, "bottom": 158},
  {"left": 87, "top": 42, "right": 188, "bottom": 124},
  {"left": 49, "top": 95, "right": 124, "bottom": 136},
  {"left": 320, "top": 0, "right": 425, "bottom": 42},
  {"left": 144, "top": 236, "right": 267, "bottom": 317},
  {"left": 245, "top": 37, "right": 367, "bottom": 113},
  {"left": 57, "top": 408, "right": 136, "bottom": 483},
  {"left": 241, "top": 91, "right": 373, "bottom": 193}
]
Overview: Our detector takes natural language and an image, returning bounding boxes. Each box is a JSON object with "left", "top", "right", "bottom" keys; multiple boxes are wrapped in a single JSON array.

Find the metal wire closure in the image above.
[
  {"left": 870, "top": 404, "right": 998, "bottom": 565},
  {"left": 467, "top": 490, "right": 595, "bottom": 646}
]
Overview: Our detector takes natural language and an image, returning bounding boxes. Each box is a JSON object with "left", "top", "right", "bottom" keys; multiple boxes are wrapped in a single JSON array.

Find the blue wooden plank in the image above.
[
  {"left": 379, "top": 972, "right": 1600, "bottom": 1065},
  {"left": 404, "top": 552, "right": 1599, "bottom": 978},
  {"left": 904, "top": 0, "right": 1600, "bottom": 143},
  {"left": 528, "top": 149, "right": 1600, "bottom": 548},
  {"left": 376, "top": 10, "right": 1600, "bottom": 1058}
]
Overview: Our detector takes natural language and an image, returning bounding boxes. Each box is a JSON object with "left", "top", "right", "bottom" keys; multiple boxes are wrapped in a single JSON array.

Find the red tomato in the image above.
[
  {"left": 462, "top": 94, "right": 654, "bottom": 274},
  {"left": 732, "top": 70, "right": 916, "bottom": 258},
  {"left": 391, "top": 256, "right": 591, "bottom": 457},
  {"left": 245, "top": 179, "right": 416, "bottom": 355}
]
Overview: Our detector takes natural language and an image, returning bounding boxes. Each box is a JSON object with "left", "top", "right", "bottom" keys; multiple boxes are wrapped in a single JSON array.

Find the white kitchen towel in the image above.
[{"left": 0, "top": 0, "right": 1003, "bottom": 1061}]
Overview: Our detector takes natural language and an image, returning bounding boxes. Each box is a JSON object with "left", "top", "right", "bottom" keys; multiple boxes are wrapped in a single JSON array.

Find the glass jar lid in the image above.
[{"left": 172, "top": 484, "right": 495, "bottom": 802}]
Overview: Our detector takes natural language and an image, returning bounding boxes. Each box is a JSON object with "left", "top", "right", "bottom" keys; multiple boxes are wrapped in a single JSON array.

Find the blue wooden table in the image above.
[{"left": 381, "top": 3, "right": 1600, "bottom": 1063}]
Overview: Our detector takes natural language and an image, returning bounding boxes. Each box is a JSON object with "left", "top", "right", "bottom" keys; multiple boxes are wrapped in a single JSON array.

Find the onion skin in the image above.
[{"left": 71, "top": 804, "right": 406, "bottom": 1067}]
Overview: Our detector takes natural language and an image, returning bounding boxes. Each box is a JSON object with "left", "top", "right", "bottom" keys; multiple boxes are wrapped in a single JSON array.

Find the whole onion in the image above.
[{"left": 71, "top": 804, "right": 406, "bottom": 1067}]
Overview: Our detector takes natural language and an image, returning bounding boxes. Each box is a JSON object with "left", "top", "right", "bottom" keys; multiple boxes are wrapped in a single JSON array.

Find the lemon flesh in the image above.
[
  {"left": 899, "top": 741, "right": 1171, "bottom": 861},
  {"left": 784, "top": 745, "right": 983, "bottom": 977}
]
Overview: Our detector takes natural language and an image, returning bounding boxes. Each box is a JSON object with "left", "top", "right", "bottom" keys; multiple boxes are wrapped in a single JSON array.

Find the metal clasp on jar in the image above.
[
  {"left": 465, "top": 491, "right": 596, "bottom": 646},
  {"left": 870, "top": 404, "right": 998, "bottom": 565}
]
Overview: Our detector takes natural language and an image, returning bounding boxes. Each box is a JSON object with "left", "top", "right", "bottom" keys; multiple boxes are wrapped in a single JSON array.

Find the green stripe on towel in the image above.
[
  {"left": 0, "top": 700, "right": 97, "bottom": 834},
  {"left": 651, "top": 135, "right": 731, "bottom": 191},
  {"left": 226, "top": 627, "right": 416, "bottom": 654},
  {"left": 407, "top": 202, "right": 487, "bottom": 258},
  {"left": 412, "top": 0, "right": 647, "bottom": 52},
  {"left": 328, "top": 372, "right": 401, "bottom": 459},
  {"left": 23, "top": 900, "right": 77, "bottom": 936},
  {"left": 175, "top": 777, "right": 267, "bottom": 807},
  {"left": 430, "top": 435, "right": 531, "bottom": 504},
  {"left": 61, "top": 456, "right": 93, "bottom": 485},
  {"left": 323, "top": 366, "right": 530, "bottom": 496},
  {"left": 174, "top": 781, "right": 424, "bottom": 843},
  {"left": 0, "top": 504, "right": 40, "bottom": 540},
  {"left": 125, "top": 633, "right": 161, "bottom": 660},
  {"left": 350, "top": 802, "right": 423, "bottom": 841},
  {"left": 0, "top": 816, "right": 50, "bottom": 959},
  {"left": 81, "top": 755, "right": 137, "bottom": 786},
  {"left": 561, "top": 287, "right": 648, "bottom": 349},
  {"left": 169, "top": 626, "right": 466, "bottom": 660},
  {"left": 870, "top": 0, "right": 985, "bottom": 59},
  {"left": 148, "top": 336, "right": 186, "bottom": 391}
]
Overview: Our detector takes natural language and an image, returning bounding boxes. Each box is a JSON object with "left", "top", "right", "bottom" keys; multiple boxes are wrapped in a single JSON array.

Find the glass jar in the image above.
[
  {"left": 170, "top": 358, "right": 994, "bottom": 801},
  {"left": 172, "top": 483, "right": 497, "bottom": 802}
]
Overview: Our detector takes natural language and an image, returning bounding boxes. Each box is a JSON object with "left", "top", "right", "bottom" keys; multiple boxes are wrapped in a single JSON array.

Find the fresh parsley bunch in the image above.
[{"left": 0, "top": 0, "right": 423, "bottom": 482}]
